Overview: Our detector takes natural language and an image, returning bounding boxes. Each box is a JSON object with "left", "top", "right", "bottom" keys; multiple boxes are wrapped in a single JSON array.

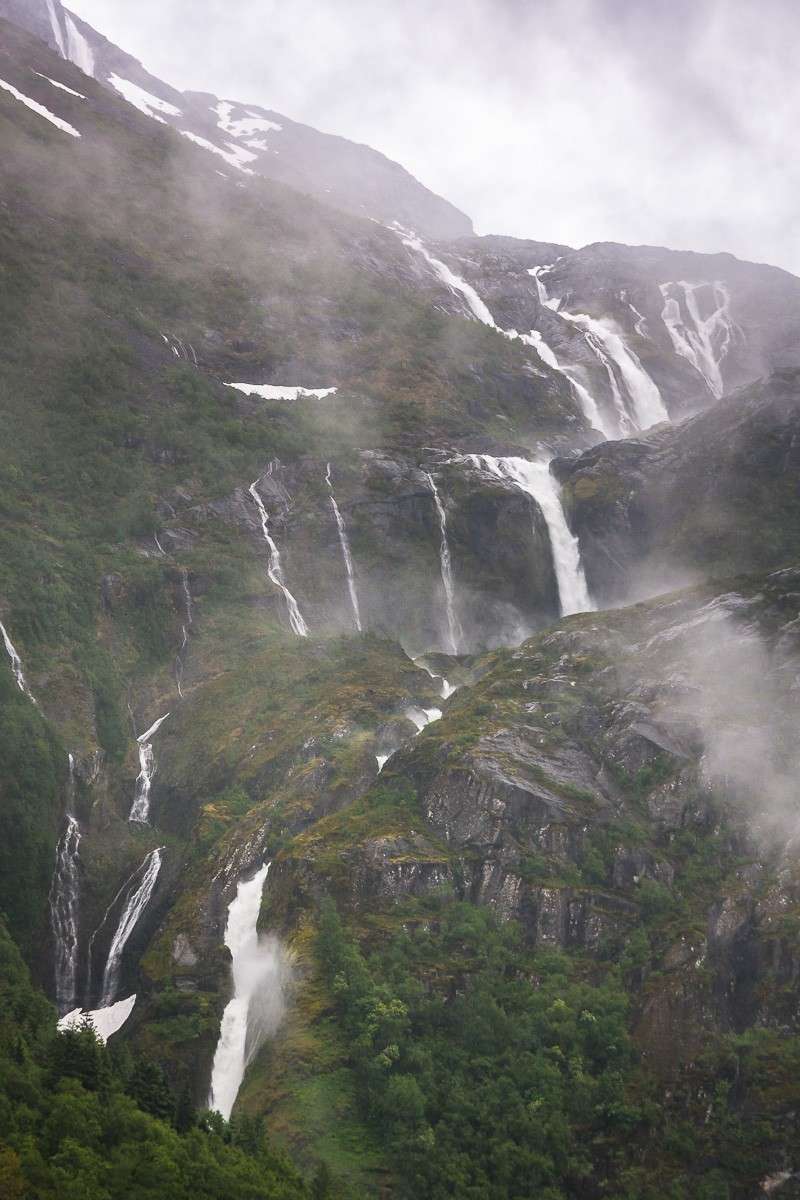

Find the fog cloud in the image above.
[{"left": 67, "top": 0, "right": 800, "bottom": 273}]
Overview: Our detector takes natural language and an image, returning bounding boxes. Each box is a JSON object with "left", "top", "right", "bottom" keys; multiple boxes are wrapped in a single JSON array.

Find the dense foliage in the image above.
[
  {"left": 316, "top": 900, "right": 638, "bottom": 1198},
  {"left": 315, "top": 900, "right": 800, "bottom": 1199},
  {"left": 0, "top": 922, "right": 310, "bottom": 1200}
]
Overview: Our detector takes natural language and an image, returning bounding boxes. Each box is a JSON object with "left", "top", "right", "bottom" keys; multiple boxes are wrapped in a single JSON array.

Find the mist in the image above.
[
  {"left": 67, "top": 0, "right": 800, "bottom": 273},
  {"left": 652, "top": 595, "right": 800, "bottom": 850}
]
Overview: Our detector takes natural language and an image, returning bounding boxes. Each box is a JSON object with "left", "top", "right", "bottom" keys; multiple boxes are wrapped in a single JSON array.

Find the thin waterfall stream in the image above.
[
  {"left": 424, "top": 471, "right": 464, "bottom": 655},
  {"left": 249, "top": 479, "right": 309, "bottom": 636},
  {"left": 326, "top": 464, "right": 362, "bottom": 632}
]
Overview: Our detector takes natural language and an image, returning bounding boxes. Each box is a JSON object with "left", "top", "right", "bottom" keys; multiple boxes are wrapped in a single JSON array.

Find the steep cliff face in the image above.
[
  {"left": 553, "top": 369, "right": 800, "bottom": 606},
  {"left": 1, "top": 6, "right": 800, "bottom": 1199}
]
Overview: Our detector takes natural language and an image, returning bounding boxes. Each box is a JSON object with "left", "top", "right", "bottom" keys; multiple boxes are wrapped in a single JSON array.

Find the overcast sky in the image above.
[{"left": 68, "top": 0, "right": 800, "bottom": 273}]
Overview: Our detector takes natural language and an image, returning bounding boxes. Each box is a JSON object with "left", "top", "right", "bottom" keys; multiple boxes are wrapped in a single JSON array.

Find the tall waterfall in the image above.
[
  {"left": 49, "top": 756, "right": 82, "bottom": 1016},
  {"left": 1, "top": 621, "right": 36, "bottom": 702},
  {"left": 209, "top": 862, "right": 283, "bottom": 1120},
  {"left": 175, "top": 568, "right": 193, "bottom": 699},
  {"left": 424, "top": 472, "right": 463, "bottom": 655},
  {"left": 249, "top": 480, "right": 309, "bottom": 637},
  {"left": 325, "top": 465, "right": 362, "bottom": 632},
  {"left": 659, "top": 281, "right": 740, "bottom": 399},
  {"left": 469, "top": 456, "right": 593, "bottom": 616},
  {"left": 45, "top": 0, "right": 66, "bottom": 56},
  {"left": 129, "top": 713, "right": 170, "bottom": 823},
  {"left": 99, "top": 847, "right": 163, "bottom": 1007}
]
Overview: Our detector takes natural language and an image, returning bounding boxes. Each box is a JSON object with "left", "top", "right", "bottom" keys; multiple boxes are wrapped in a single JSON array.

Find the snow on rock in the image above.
[
  {"left": 32, "top": 71, "right": 85, "bottom": 99},
  {"left": 0, "top": 77, "right": 80, "bottom": 136},
  {"left": 58, "top": 994, "right": 137, "bottom": 1043},
  {"left": 179, "top": 130, "right": 256, "bottom": 174},
  {"left": 225, "top": 382, "right": 337, "bottom": 400},
  {"left": 214, "top": 101, "right": 282, "bottom": 141},
  {"left": 108, "top": 74, "right": 181, "bottom": 123}
]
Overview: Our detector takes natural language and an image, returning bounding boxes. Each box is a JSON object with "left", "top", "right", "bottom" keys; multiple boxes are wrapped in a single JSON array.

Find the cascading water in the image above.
[
  {"left": 659, "top": 281, "right": 741, "bottom": 399},
  {"left": 558, "top": 311, "right": 668, "bottom": 431},
  {"left": 49, "top": 754, "right": 82, "bottom": 1016},
  {"left": 175, "top": 569, "right": 193, "bottom": 698},
  {"left": 424, "top": 472, "right": 464, "bottom": 656},
  {"left": 249, "top": 479, "right": 309, "bottom": 637},
  {"left": 325, "top": 464, "right": 362, "bottom": 632},
  {"left": 468, "top": 455, "right": 593, "bottom": 617},
  {"left": 45, "top": 0, "right": 66, "bottom": 56},
  {"left": 129, "top": 713, "right": 170, "bottom": 823},
  {"left": 99, "top": 847, "right": 163, "bottom": 1007},
  {"left": 400, "top": 233, "right": 606, "bottom": 435},
  {"left": 398, "top": 228, "right": 496, "bottom": 326},
  {"left": 209, "top": 862, "right": 286, "bottom": 1120},
  {"left": 1, "top": 621, "right": 36, "bottom": 702},
  {"left": 64, "top": 13, "right": 95, "bottom": 75}
]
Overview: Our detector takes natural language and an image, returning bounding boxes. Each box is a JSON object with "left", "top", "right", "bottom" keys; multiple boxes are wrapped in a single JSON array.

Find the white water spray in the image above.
[
  {"left": 209, "top": 862, "right": 286, "bottom": 1120},
  {"left": 469, "top": 455, "right": 593, "bottom": 617},
  {"left": 0, "top": 621, "right": 36, "bottom": 702},
  {"left": 325, "top": 465, "right": 362, "bottom": 632},
  {"left": 424, "top": 472, "right": 463, "bottom": 656},
  {"left": 129, "top": 713, "right": 170, "bottom": 823},
  {"left": 50, "top": 762, "right": 82, "bottom": 1016},
  {"left": 249, "top": 479, "right": 309, "bottom": 637},
  {"left": 100, "top": 848, "right": 163, "bottom": 1006},
  {"left": 660, "top": 281, "right": 741, "bottom": 399},
  {"left": 406, "top": 705, "right": 443, "bottom": 732}
]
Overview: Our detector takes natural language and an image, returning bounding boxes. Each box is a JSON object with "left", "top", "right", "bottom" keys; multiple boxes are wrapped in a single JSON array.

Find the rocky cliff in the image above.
[{"left": 0, "top": 5, "right": 799, "bottom": 1199}]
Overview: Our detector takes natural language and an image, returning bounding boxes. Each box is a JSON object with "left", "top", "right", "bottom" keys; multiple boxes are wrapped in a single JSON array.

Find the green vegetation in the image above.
[{"left": 0, "top": 920, "right": 311, "bottom": 1200}]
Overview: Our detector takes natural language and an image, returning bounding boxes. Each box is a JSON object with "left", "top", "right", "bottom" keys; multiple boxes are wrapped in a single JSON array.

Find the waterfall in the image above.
[
  {"left": 557, "top": 310, "right": 668, "bottom": 431},
  {"left": 424, "top": 472, "right": 463, "bottom": 656},
  {"left": 249, "top": 480, "right": 309, "bottom": 637},
  {"left": 175, "top": 569, "right": 193, "bottom": 698},
  {"left": 469, "top": 455, "right": 593, "bottom": 617},
  {"left": 515, "top": 329, "right": 611, "bottom": 438},
  {"left": 406, "top": 705, "right": 443, "bottom": 732},
  {"left": 401, "top": 234, "right": 606, "bottom": 436},
  {"left": 45, "top": 0, "right": 67, "bottom": 56},
  {"left": 1, "top": 621, "right": 36, "bottom": 702},
  {"left": 325, "top": 465, "right": 362, "bottom": 632},
  {"left": 49, "top": 757, "right": 82, "bottom": 1015},
  {"left": 659, "top": 281, "right": 740, "bottom": 399},
  {"left": 129, "top": 713, "right": 170, "bottom": 823},
  {"left": 399, "top": 229, "right": 497, "bottom": 326},
  {"left": 64, "top": 13, "right": 95, "bottom": 75},
  {"left": 209, "top": 862, "right": 283, "bottom": 1120},
  {"left": 99, "top": 847, "right": 163, "bottom": 1007}
]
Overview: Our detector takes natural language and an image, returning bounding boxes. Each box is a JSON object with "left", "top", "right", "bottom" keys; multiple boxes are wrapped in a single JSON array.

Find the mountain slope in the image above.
[
  {"left": 0, "top": 6, "right": 800, "bottom": 1200},
  {"left": 0, "top": 0, "right": 474, "bottom": 238}
]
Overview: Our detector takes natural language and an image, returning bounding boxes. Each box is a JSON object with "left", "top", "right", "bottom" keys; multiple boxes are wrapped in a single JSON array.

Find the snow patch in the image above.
[
  {"left": 225, "top": 382, "right": 337, "bottom": 400},
  {"left": 32, "top": 71, "right": 85, "bottom": 99},
  {"left": 214, "top": 101, "right": 282, "bottom": 140},
  {"left": 0, "top": 77, "right": 80, "bottom": 136},
  {"left": 108, "top": 74, "right": 181, "bottom": 123},
  {"left": 58, "top": 994, "right": 136, "bottom": 1043},
  {"left": 179, "top": 130, "right": 255, "bottom": 173}
]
